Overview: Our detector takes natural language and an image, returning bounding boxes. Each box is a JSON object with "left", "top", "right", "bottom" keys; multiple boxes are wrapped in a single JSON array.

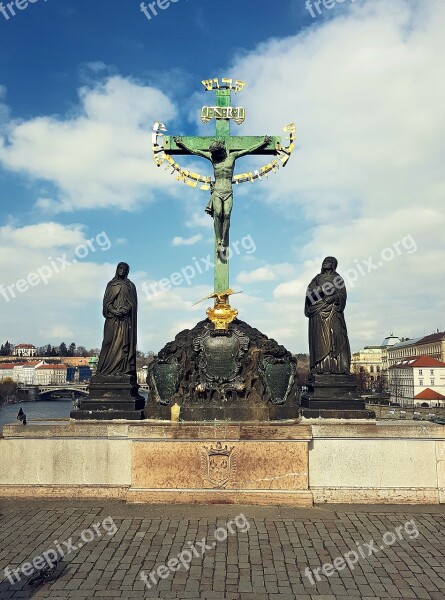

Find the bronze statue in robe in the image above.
[
  {"left": 96, "top": 262, "right": 138, "bottom": 379},
  {"left": 304, "top": 257, "right": 351, "bottom": 374}
]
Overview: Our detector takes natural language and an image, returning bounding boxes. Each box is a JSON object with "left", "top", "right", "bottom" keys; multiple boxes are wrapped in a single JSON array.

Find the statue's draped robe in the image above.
[
  {"left": 96, "top": 277, "right": 138, "bottom": 378},
  {"left": 304, "top": 271, "right": 351, "bottom": 374}
]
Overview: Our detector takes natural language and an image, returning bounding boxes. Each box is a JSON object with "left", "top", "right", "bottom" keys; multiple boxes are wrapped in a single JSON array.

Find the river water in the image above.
[{"left": 0, "top": 399, "right": 73, "bottom": 430}]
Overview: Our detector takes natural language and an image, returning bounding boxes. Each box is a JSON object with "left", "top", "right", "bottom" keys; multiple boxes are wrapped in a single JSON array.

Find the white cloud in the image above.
[
  {"left": 230, "top": 0, "right": 445, "bottom": 224},
  {"left": 0, "top": 222, "right": 86, "bottom": 249},
  {"left": 236, "top": 263, "right": 295, "bottom": 285},
  {"left": 0, "top": 76, "right": 177, "bottom": 213},
  {"left": 0, "top": 223, "right": 118, "bottom": 346},
  {"left": 219, "top": 0, "right": 445, "bottom": 350},
  {"left": 237, "top": 267, "right": 276, "bottom": 284},
  {"left": 171, "top": 234, "right": 203, "bottom": 247},
  {"left": 43, "top": 325, "right": 75, "bottom": 340},
  {"left": 185, "top": 210, "right": 213, "bottom": 230}
]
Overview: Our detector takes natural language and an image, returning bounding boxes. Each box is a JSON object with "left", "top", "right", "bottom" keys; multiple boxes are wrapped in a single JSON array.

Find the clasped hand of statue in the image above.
[
  {"left": 326, "top": 295, "right": 340, "bottom": 307},
  {"left": 111, "top": 308, "right": 130, "bottom": 319}
]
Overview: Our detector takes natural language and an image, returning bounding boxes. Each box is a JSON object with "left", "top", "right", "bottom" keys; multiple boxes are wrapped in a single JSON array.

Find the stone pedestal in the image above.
[
  {"left": 71, "top": 375, "right": 145, "bottom": 420},
  {"left": 300, "top": 374, "right": 376, "bottom": 419},
  {"left": 145, "top": 319, "right": 299, "bottom": 422},
  {"left": 128, "top": 422, "right": 312, "bottom": 505}
]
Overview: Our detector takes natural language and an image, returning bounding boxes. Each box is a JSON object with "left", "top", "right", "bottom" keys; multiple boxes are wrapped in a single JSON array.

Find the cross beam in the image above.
[{"left": 164, "top": 136, "right": 280, "bottom": 155}]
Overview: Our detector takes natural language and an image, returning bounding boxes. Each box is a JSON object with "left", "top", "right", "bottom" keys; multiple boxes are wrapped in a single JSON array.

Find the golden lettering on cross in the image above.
[
  {"left": 201, "top": 106, "right": 246, "bottom": 125},
  {"left": 201, "top": 78, "right": 246, "bottom": 93}
]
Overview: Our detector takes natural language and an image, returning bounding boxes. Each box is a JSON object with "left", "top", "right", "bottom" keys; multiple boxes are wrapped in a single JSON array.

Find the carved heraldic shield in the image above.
[{"left": 202, "top": 442, "right": 236, "bottom": 488}]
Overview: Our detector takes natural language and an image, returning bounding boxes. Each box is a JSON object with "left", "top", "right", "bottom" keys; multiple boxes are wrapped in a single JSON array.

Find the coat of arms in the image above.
[
  {"left": 202, "top": 442, "right": 236, "bottom": 488},
  {"left": 193, "top": 326, "right": 249, "bottom": 402}
]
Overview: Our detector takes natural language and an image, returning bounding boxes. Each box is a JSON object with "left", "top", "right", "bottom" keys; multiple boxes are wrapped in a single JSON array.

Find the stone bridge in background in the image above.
[
  {"left": 19, "top": 383, "right": 149, "bottom": 400},
  {"left": 38, "top": 384, "right": 89, "bottom": 397}
]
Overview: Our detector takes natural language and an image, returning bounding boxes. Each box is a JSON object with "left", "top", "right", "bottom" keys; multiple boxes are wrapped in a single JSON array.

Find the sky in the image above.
[{"left": 0, "top": 0, "right": 444, "bottom": 354}]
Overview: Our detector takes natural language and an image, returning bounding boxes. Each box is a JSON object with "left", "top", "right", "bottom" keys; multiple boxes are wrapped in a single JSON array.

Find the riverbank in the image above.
[
  {"left": 0, "top": 397, "right": 22, "bottom": 406},
  {"left": 0, "top": 399, "right": 73, "bottom": 430}
]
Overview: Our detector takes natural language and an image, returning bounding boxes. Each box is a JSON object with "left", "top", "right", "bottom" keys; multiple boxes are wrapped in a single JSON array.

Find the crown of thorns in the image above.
[{"left": 209, "top": 140, "right": 226, "bottom": 152}]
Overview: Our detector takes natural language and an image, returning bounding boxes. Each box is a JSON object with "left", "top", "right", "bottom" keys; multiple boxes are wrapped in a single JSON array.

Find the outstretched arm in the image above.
[
  {"left": 232, "top": 136, "right": 273, "bottom": 159},
  {"left": 173, "top": 136, "right": 211, "bottom": 160}
]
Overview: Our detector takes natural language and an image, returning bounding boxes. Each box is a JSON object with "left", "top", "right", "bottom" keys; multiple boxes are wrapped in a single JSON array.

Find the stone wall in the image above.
[
  {"left": 368, "top": 403, "right": 445, "bottom": 420},
  {"left": 0, "top": 421, "right": 444, "bottom": 505},
  {"left": 309, "top": 423, "right": 445, "bottom": 504}
]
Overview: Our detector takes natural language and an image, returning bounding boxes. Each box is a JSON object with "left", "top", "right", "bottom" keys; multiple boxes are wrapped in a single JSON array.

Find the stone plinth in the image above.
[
  {"left": 71, "top": 374, "right": 145, "bottom": 420},
  {"left": 129, "top": 423, "right": 312, "bottom": 505},
  {"left": 300, "top": 373, "right": 376, "bottom": 419}
]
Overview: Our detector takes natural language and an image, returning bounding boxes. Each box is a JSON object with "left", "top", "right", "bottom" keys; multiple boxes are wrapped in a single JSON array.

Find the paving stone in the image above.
[{"left": 0, "top": 501, "right": 444, "bottom": 599}]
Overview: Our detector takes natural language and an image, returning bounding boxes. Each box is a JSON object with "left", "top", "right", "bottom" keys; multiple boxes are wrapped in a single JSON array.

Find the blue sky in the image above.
[{"left": 0, "top": 0, "right": 444, "bottom": 353}]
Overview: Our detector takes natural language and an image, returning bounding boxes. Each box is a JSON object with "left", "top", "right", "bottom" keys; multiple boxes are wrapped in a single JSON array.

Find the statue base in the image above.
[
  {"left": 71, "top": 375, "right": 145, "bottom": 421},
  {"left": 300, "top": 374, "right": 376, "bottom": 420},
  {"left": 145, "top": 403, "right": 298, "bottom": 422},
  {"left": 145, "top": 318, "right": 299, "bottom": 422},
  {"left": 299, "top": 408, "right": 376, "bottom": 420}
]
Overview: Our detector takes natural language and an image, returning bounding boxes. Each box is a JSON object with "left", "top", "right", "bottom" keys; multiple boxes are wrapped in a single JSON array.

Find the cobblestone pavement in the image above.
[{"left": 0, "top": 501, "right": 444, "bottom": 600}]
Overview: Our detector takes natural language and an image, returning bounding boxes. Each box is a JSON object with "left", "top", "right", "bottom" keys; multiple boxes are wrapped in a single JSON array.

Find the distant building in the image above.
[
  {"left": 89, "top": 356, "right": 99, "bottom": 374},
  {"left": 352, "top": 335, "right": 400, "bottom": 389},
  {"left": 0, "top": 363, "right": 17, "bottom": 381},
  {"left": 380, "top": 335, "right": 401, "bottom": 373},
  {"left": 13, "top": 361, "right": 45, "bottom": 384},
  {"left": 13, "top": 343, "right": 37, "bottom": 357},
  {"left": 0, "top": 361, "right": 45, "bottom": 384},
  {"left": 35, "top": 364, "right": 67, "bottom": 385},
  {"left": 66, "top": 367, "right": 77, "bottom": 383},
  {"left": 78, "top": 366, "right": 92, "bottom": 383},
  {"left": 388, "top": 332, "right": 445, "bottom": 367},
  {"left": 66, "top": 366, "right": 92, "bottom": 383},
  {"left": 137, "top": 366, "right": 148, "bottom": 385},
  {"left": 63, "top": 357, "right": 94, "bottom": 368},
  {"left": 389, "top": 356, "right": 445, "bottom": 407},
  {"left": 351, "top": 346, "right": 383, "bottom": 382},
  {"left": 414, "top": 388, "right": 445, "bottom": 407}
]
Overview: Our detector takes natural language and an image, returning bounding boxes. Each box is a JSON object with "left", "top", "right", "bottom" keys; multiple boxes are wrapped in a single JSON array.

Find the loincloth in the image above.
[{"left": 205, "top": 190, "right": 233, "bottom": 217}]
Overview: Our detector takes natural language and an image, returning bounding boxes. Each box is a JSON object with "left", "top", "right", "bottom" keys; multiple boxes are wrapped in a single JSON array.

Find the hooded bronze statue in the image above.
[
  {"left": 96, "top": 262, "right": 138, "bottom": 379},
  {"left": 304, "top": 256, "right": 351, "bottom": 375}
]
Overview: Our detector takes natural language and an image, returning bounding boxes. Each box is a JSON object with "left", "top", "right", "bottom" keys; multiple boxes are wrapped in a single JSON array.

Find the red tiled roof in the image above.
[
  {"left": 14, "top": 344, "right": 36, "bottom": 349},
  {"left": 415, "top": 388, "right": 445, "bottom": 400},
  {"left": 411, "top": 356, "right": 445, "bottom": 367},
  {"left": 390, "top": 356, "right": 445, "bottom": 369},
  {"left": 0, "top": 362, "right": 42, "bottom": 369}
]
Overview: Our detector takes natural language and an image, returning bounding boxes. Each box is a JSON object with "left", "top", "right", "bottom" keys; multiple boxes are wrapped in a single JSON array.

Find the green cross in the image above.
[{"left": 163, "top": 81, "right": 281, "bottom": 294}]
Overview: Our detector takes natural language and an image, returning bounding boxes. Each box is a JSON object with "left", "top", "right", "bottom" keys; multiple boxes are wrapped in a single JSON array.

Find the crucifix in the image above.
[{"left": 152, "top": 78, "right": 295, "bottom": 296}]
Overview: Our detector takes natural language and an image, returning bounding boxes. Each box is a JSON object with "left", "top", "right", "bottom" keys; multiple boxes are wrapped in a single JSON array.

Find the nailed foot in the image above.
[{"left": 217, "top": 242, "right": 227, "bottom": 264}]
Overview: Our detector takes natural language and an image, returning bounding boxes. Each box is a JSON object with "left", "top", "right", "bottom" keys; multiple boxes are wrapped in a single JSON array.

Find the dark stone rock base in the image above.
[
  {"left": 145, "top": 318, "right": 299, "bottom": 422},
  {"left": 145, "top": 404, "right": 298, "bottom": 422},
  {"left": 299, "top": 408, "right": 376, "bottom": 420},
  {"left": 71, "top": 374, "right": 145, "bottom": 420},
  {"left": 72, "top": 408, "right": 145, "bottom": 421},
  {"left": 300, "top": 373, "right": 376, "bottom": 419}
]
